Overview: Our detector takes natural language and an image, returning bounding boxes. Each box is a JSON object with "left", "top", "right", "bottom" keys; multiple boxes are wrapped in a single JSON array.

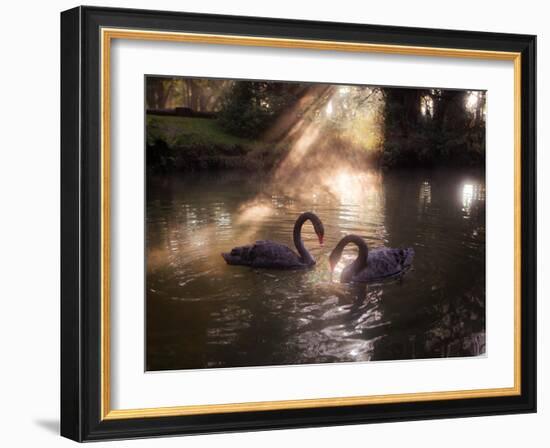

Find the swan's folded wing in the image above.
[
  {"left": 356, "top": 247, "right": 414, "bottom": 281},
  {"left": 248, "top": 241, "right": 302, "bottom": 269},
  {"left": 222, "top": 244, "right": 254, "bottom": 265}
]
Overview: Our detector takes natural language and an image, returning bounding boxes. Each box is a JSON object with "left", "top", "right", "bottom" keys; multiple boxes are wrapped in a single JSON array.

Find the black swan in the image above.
[
  {"left": 329, "top": 234, "right": 414, "bottom": 283},
  {"left": 222, "top": 212, "right": 324, "bottom": 269}
]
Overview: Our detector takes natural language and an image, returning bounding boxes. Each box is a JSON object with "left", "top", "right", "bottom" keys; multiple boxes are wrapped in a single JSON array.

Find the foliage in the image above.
[
  {"left": 146, "top": 77, "right": 486, "bottom": 172},
  {"left": 146, "top": 115, "right": 287, "bottom": 171},
  {"left": 217, "top": 82, "right": 300, "bottom": 138},
  {"left": 146, "top": 77, "right": 233, "bottom": 111},
  {"left": 381, "top": 89, "right": 485, "bottom": 167}
]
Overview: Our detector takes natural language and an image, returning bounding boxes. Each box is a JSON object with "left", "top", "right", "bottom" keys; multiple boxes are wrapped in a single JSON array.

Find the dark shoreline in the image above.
[{"left": 147, "top": 115, "right": 485, "bottom": 173}]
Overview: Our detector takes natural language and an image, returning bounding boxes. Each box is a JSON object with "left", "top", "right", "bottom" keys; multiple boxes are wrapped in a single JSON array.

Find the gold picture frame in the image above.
[{"left": 61, "top": 6, "right": 536, "bottom": 441}]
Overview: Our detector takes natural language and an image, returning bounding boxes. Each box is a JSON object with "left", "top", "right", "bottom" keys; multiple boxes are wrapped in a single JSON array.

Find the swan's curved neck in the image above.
[
  {"left": 293, "top": 213, "right": 315, "bottom": 265},
  {"left": 336, "top": 235, "right": 368, "bottom": 279}
]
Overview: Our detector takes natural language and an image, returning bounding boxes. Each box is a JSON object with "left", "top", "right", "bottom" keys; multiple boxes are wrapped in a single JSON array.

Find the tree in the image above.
[
  {"left": 217, "top": 81, "right": 302, "bottom": 138},
  {"left": 146, "top": 77, "right": 177, "bottom": 109},
  {"left": 146, "top": 77, "right": 235, "bottom": 111},
  {"left": 381, "top": 87, "right": 484, "bottom": 166}
]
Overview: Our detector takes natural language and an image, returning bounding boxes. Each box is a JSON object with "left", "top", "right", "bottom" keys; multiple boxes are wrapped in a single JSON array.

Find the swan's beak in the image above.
[{"left": 318, "top": 235, "right": 324, "bottom": 246}]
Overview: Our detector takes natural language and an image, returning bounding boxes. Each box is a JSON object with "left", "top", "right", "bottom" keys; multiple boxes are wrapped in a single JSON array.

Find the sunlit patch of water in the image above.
[
  {"left": 461, "top": 181, "right": 485, "bottom": 217},
  {"left": 146, "top": 169, "right": 486, "bottom": 370}
]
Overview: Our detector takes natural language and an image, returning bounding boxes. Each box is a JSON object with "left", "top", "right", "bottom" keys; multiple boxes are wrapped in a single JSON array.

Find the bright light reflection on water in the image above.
[{"left": 146, "top": 168, "right": 486, "bottom": 371}]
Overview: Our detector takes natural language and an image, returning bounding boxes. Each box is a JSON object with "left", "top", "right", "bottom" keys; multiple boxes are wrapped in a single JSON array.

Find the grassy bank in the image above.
[
  {"left": 147, "top": 115, "right": 484, "bottom": 173},
  {"left": 146, "top": 115, "right": 287, "bottom": 171}
]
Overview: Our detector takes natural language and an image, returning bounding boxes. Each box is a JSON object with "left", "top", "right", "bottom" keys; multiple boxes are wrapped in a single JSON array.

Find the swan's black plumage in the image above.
[
  {"left": 329, "top": 234, "right": 414, "bottom": 283},
  {"left": 222, "top": 240, "right": 305, "bottom": 269},
  {"left": 222, "top": 212, "right": 324, "bottom": 269}
]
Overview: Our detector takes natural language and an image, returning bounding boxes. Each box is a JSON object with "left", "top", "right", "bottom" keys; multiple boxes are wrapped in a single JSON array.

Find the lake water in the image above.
[{"left": 146, "top": 168, "right": 486, "bottom": 371}]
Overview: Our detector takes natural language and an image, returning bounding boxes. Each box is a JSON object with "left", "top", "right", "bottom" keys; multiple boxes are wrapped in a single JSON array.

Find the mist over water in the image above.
[{"left": 146, "top": 167, "right": 486, "bottom": 371}]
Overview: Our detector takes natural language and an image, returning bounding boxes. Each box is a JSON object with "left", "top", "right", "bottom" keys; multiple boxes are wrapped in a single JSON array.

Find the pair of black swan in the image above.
[{"left": 222, "top": 212, "right": 414, "bottom": 283}]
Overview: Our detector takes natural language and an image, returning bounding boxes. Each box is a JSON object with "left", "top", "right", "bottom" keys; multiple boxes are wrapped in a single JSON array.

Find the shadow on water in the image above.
[{"left": 146, "top": 167, "right": 485, "bottom": 371}]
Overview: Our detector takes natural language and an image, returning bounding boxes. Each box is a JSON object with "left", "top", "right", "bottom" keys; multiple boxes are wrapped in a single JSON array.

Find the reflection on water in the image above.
[{"left": 146, "top": 168, "right": 485, "bottom": 370}]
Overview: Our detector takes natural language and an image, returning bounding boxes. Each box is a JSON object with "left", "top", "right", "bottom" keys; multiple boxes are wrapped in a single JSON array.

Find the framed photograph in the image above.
[{"left": 60, "top": 6, "right": 536, "bottom": 441}]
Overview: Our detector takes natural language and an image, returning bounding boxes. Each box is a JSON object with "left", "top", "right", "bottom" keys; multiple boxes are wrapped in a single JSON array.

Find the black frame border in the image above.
[{"left": 61, "top": 6, "right": 536, "bottom": 442}]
